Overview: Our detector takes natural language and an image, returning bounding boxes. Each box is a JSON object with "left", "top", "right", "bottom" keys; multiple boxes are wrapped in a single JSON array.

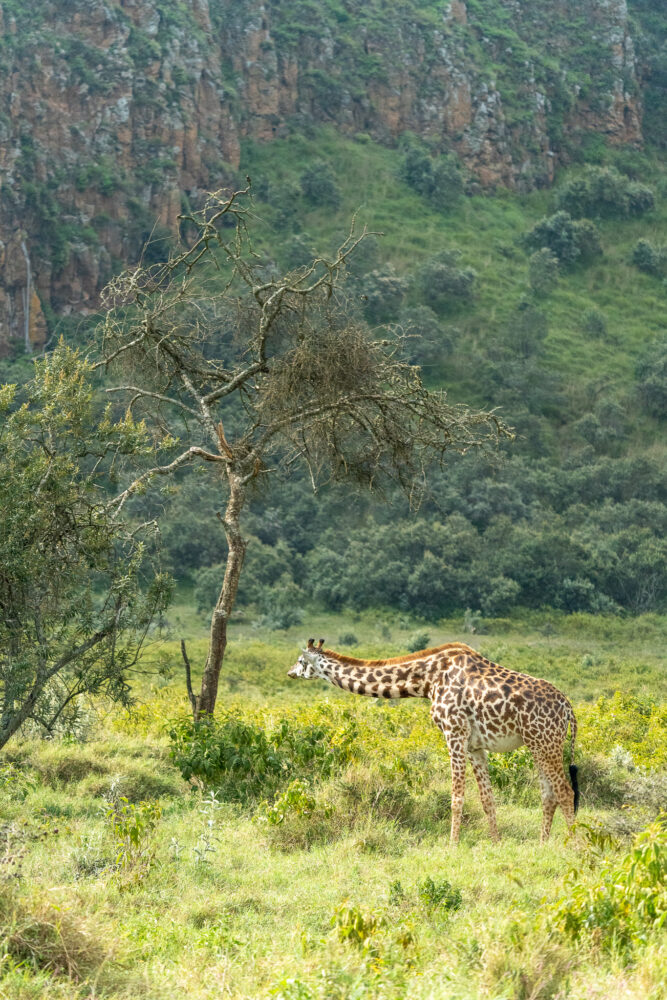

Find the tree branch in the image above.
[
  {"left": 107, "top": 446, "right": 227, "bottom": 515},
  {"left": 181, "top": 639, "right": 198, "bottom": 715},
  {"left": 105, "top": 386, "right": 199, "bottom": 418}
]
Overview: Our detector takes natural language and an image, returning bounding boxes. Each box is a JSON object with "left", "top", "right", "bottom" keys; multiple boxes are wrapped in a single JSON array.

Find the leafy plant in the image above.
[
  {"left": 551, "top": 814, "right": 666, "bottom": 955},
  {"left": 524, "top": 210, "right": 602, "bottom": 266},
  {"left": 332, "top": 901, "right": 383, "bottom": 948},
  {"left": 168, "top": 709, "right": 359, "bottom": 800},
  {"left": 487, "top": 747, "right": 535, "bottom": 800},
  {"left": 416, "top": 875, "right": 462, "bottom": 913},
  {"left": 556, "top": 167, "right": 655, "bottom": 218},
  {"left": 632, "top": 238, "right": 665, "bottom": 276},
  {"left": 257, "top": 779, "right": 318, "bottom": 826},
  {"left": 106, "top": 797, "right": 162, "bottom": 882},
  {"left": 529, "top": 247, "right": 559, "bottom": 295},
  {"left": 406, "top": 632, "right": 431, "bottom": 653},
  {"left": 0, "top": 763, "right": 37, "bottom": 802}
]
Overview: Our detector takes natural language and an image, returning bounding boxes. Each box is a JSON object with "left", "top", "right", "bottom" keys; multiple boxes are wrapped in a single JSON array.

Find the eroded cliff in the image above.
[{"left": 0, "top": 0, "right": 650, "bottom": 353}]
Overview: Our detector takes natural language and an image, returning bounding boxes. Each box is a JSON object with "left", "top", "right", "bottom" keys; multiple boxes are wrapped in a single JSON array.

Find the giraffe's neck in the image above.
[{"left": 317, "top": 654, "right": 433, "bottom": 699}]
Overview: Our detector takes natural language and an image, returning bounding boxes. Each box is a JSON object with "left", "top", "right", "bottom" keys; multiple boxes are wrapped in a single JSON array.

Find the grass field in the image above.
[{"left": 1, "top": 611, "right": 665, "bottom": 999}]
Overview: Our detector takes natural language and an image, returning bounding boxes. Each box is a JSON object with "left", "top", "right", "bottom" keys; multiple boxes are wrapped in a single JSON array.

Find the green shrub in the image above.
[
  {"left": 632, "top": 238, "right": 665, "bottom": 276},
  {"left": 636, "top": 336, "right": 667, "bottom": 417},
  {"left": 557, "top": 167, "right": 655, "bottom": 218},
  {"left": 551, "top": 814, "right": 667, "bottom": 955},
  {"left": 168, "top": 709, "right": 359, "bottom": 801},
  {"left": 419, "top": 251, "right": 476, "bottom": 312},
  {"left": 582, "top": 308, "right": 607, "bottom": 338},
  {"left": 524, "top": 211, "right": 602, "bottom": 266},
  {"left": 257, "top": 779, "right": 318, "bottom": 826},
  {"left": 399, "top": 139, "right": 464, "bottom": 212},
  {"left": 529, "top": 247, "right": 559, "bottom": 295},
  {"left": 406, "top": 632, "right": 431, "bottom": 652},
  {"left": 106, "top": 797, "right": 162, "bottom": 868},
  {"left": 332, "top": 901, "right": 383, "bottom": 948},
  {"left": 487, "top": 747, "right": 536, "bottom": 801},
  {"left": 577, "top": 693, "right": 667, "bottom": 770},
  {"left": 0, "top": 762, "right": 37, "bottom": 802},
  {"left": 300, "top": 161, "right": 341, "bottom": 209},
  {"left": 360, "top": 267, "right": 408, "bottom": 323},
  {"left": 417, "top": 875, "right": 462, "bottom": 913}
]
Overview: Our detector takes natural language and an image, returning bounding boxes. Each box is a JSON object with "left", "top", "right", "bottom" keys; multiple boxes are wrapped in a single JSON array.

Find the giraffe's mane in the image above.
[{"left": 322, "top": 641, "right": 479, "bottom": 667}]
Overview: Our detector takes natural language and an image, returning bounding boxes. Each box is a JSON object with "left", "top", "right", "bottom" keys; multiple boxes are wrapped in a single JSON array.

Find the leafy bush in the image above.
[
  {"left": 636, "top": 337, "right": 667, "bottom": 417},
  {"left": 577, "top": 693, "right": 667, "bottom": 770},
  {"left": 257, "top": 779, "right": 317, "bottom": 826},
  {"left": 551, "top": 814, "right": 666, "bottom": 955},
  {"left": 417, "top": 875, "right": 462, "bottom": 913},
  {"left": 0, "top": 762, "right": 37, "bottom": 802},
  {"left": 360, "top": 267, "right": 408, "bottom": 323},
  {"left": 300, "top": 161, "right": 341, "bottom": 209},
  {"left": 406, "top": 632, "right": 431, "bottom": 652},
  {"left": 400, "top": 139, "right": 464, "bottom": 212},
  {"left": 332, "top": 901, "right": 383, "bottom": 948},
  {"left": 524, "top": 211, "right": 602, "bottom": 266},
  {"left": 529, "top": 247, "right": 559, "bottom": 295},
  {"left": 419, "top": 250, "right": 476, "bottom": 313},
  {"left": 632, "top": 238, "right": 665, "bottom": 276},
  {"left": 253, "top": 576, "right": 304, "bottom": 630},
  {"left": 557, "top": 167, "right": 655, "bottom": 218},
  {"left": 168, "top": 709, "right": 359, "bottom": 801},
  {"left": 582, "top": 308, "right": 607, "bottom": 338},
  {"left": 169, "top": 714, "right": 285, "bottom": 800},
  {"left": 487, "top": 747, "right": 536, "bottom": 801},
  {"left": 106, "top": 797, "right": 162, "bottom": 877},
  {"left": 338, "top": 632, "right": 359, "bottom": 646}
]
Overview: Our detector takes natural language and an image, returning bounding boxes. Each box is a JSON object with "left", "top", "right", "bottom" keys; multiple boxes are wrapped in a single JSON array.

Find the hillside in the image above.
[
  {"left": 128, "top": 128, "right": 665, "bottom": 620},
  {"left": 0, "top": 0, "right": 664, "bottom": 353},
  {"left": 0, "top": 0, "right": 665, "bottom": 619}
]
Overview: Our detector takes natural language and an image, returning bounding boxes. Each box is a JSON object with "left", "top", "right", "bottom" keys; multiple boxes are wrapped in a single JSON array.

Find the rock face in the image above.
[{"left": 0, "top": 0, "right": 648, "bottom": 354}]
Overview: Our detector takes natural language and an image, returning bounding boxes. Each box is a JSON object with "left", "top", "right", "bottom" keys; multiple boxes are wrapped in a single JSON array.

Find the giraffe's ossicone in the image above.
[{"left": 288, "top": 638, "right": 579, "bottom": 845}]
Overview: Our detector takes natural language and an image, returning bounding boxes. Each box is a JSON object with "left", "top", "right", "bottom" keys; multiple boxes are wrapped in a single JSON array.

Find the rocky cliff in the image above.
[{"left": 0, "top": 0, "right": 653, "bottom": 354}]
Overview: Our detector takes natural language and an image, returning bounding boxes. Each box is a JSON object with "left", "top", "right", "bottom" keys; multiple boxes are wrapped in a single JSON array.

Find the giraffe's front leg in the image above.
[
  {"left": 431, "top": 700, "right": 469, "bottom": 846},
  {"left": 468, "top": 748, "right": 500, "bottom": 842},
  {"left": 447, "top": 738, "right": 468, "bottom": 845}
]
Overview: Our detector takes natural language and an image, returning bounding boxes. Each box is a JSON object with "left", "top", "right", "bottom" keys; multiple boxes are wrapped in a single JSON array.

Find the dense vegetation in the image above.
[
  {"left": 112, "top": 129, "right": 666, "bottom": 624},
  {"left": 1, "top": 617, "right": 665, "bottom": 999}
]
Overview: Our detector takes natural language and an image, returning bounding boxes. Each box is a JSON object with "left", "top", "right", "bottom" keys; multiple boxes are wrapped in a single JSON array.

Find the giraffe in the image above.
[{"left": 288, "top": 638, "right": 579, "bottom": 844}]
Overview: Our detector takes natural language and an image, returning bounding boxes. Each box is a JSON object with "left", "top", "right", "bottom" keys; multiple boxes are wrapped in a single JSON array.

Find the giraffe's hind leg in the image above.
[
  {"left": 529, "top": 743, "right": 575, "bottom": 833},
  {"left": 468, "top": 748, "right": 499, "bottom": 842},
  {"left": 537, "top": 769, "right": 558, "bottom": 844}
]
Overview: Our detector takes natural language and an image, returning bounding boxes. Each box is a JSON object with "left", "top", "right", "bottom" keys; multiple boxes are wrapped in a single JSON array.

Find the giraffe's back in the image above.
[{"left": 438, "top": 654, "right": 573, "bottom": 753}]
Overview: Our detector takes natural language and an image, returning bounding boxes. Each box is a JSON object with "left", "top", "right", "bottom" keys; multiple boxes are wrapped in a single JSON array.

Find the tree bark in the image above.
[{"left": 195, "top": 470, "right": 247, "bottom": 719}]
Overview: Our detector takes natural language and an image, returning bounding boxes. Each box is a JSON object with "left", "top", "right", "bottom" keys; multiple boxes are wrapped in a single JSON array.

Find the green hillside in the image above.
[{"left": 137, "top": 128, "right": 666, "bottom": 622}]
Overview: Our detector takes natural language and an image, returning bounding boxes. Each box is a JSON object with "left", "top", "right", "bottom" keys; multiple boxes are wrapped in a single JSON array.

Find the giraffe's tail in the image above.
[{"left": 568, "top": 706, "right": 579, "bottom": 814}]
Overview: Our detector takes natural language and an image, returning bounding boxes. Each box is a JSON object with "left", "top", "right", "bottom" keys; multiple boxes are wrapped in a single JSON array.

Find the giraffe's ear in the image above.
[
  {"left": 316, "top": 639, "right": 324, "bottom": 651},
  {"left": 307, "top": 638, "right": 315, "bottom": 650}
]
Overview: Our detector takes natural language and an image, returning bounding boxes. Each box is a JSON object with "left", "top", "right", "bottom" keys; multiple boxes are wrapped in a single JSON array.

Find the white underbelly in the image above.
[
  {"left": 470, "top": 730, "right": 524, "bottom": 753},
  {"left": 482, "top": 733, "right": 523, "bottom": 753}
]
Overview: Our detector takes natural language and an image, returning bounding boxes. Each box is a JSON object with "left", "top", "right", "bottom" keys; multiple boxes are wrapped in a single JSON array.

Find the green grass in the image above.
[{"left": 2, "top": 612, "right": 665, "bottom": 999}]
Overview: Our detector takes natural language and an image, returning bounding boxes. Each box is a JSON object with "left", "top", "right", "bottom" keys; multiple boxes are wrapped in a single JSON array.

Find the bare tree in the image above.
[{"left": 98, "top": 185, "right": 510, "bottom": 719}]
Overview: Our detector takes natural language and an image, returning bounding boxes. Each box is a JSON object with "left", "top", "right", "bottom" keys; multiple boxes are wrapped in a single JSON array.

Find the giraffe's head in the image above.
[{"left": 288, "top": 638, "right": 325, "bottom": 680}]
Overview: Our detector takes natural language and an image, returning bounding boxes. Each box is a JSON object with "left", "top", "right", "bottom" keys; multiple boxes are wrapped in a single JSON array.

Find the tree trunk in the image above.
[
  {"left": 195, "top": 470, "right": 247, "bottom": 720},
  {"left": 0, "top": 681, "right": 43, "bottom": 751}
]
